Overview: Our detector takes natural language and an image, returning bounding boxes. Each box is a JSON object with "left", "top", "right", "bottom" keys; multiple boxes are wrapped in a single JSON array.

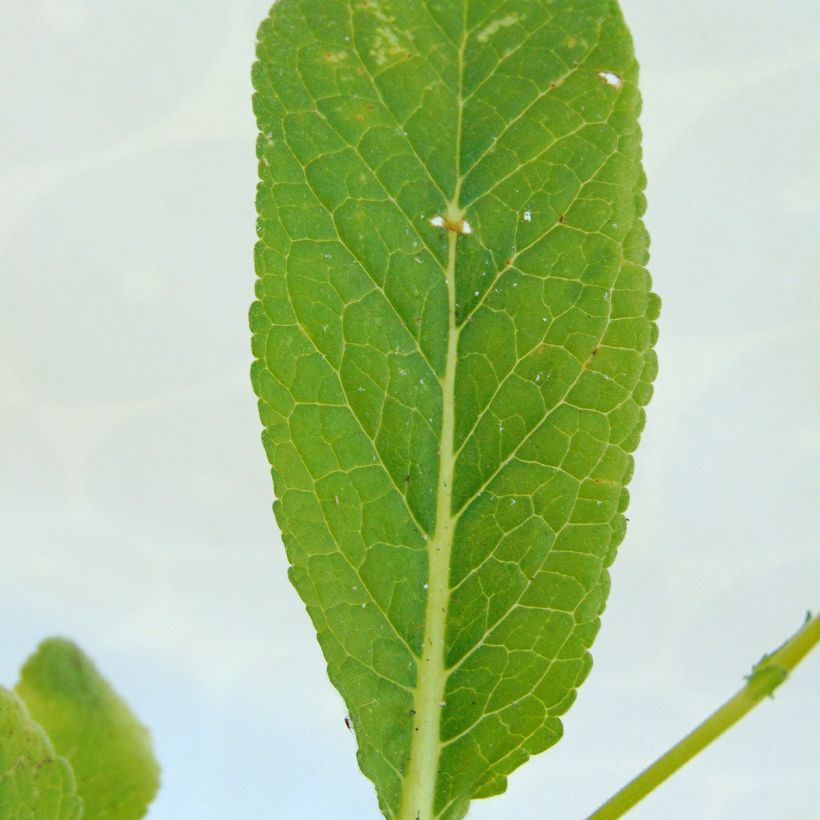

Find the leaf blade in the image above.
[{"left": 252, "top": 1, "right": 657, "bottom": 816}]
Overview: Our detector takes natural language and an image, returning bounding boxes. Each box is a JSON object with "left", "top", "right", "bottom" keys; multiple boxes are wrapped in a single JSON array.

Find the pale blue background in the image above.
[{"left": 1, "top": 2, "right": 818, "bottom": 818}]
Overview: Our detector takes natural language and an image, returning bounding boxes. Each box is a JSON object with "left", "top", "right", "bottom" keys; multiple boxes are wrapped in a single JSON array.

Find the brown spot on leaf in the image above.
[
  {"left": 581, "top": 348, "right": 599, "bottom": 370},
  {"left": 430, "top": 215, "right": 472, "bottom": 234}
]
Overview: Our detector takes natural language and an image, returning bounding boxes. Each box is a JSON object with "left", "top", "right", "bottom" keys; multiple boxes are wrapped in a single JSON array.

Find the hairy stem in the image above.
[{"left": 588, "top": 612, "right": 820, "bottom": 820}]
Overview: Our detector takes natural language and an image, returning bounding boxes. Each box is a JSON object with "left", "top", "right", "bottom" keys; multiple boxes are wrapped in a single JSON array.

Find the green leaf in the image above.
[
  {"left": 251, "top": 1, "right": 657, "bottom": 817},
  {"left": 15, "top": 639, "right": 160, "bottom": 820},
  {"left": 0, "top": 686, "right": 83, "bottom": 820}
]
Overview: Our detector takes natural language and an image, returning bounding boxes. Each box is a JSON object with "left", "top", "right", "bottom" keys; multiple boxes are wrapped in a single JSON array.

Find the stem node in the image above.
[{"left": 588, "top": 612, "right": 820, "bottom": 820}]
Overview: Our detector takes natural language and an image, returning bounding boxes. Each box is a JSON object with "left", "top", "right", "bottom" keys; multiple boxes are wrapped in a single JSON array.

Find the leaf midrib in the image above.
[{"left": 399, "top": 8, "right": 468, "bottom": 818}]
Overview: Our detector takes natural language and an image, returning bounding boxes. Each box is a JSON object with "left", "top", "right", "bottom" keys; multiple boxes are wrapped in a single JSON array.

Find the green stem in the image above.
[{"left": 588, "top": 612, "right": 820, "bottom": 820}]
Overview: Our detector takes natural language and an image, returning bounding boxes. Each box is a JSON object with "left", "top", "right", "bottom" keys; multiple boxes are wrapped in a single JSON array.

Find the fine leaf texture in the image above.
[
  {"left": 15, "top": 639, "right": 160, "bottom": 820},
  {"left": 0, "top": 686, "right": 83, "bottom": 820},
  {"left": 251, "top": 1, "right": 658, "bottom": 817}
]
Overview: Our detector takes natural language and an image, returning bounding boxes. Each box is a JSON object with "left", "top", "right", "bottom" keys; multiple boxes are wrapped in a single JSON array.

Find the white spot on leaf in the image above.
[
  {"left": 477, "top": 13, "right": 522, "bottom": 43},
  {"left": 598, "top": 71, "right": 622, "bottom": 89},
  {"left": 370, "top": 24, "right": 404, "bottom": 66}
]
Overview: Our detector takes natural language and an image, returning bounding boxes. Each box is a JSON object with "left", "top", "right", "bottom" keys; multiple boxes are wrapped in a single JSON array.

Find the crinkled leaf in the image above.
[
  {"left": 15, "top": 639, "right": 160, "bottom": 820},
  {"left": 0, "top": 686, "right": 83, "bottom": 820},
  {"left": 251, "top": 1, "right": 658, "bottom": 817}
]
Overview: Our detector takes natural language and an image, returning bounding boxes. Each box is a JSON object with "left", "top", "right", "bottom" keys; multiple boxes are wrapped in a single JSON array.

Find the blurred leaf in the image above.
[
  {"left": 0, "top": 685, "right": 83, "bottom": 820},
  {"left": 16, "top": 639, "right": 159, "bottom": 820}
]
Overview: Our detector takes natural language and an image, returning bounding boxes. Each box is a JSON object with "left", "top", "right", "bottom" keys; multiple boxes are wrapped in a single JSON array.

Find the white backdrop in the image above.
[{"left": 1, "top": 2, "right": 818, "bottom": 818}]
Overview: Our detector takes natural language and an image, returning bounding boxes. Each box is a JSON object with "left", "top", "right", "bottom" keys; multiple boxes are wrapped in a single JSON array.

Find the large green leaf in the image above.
[
  {"left": 251, "top": 1, "right": 658, "bottom": 817},
  {"left": 15, "top": 639, "right": 160, "bottom": 820},
  {"left": 0, "top": 686, "right": 83, "bottom": 820}
]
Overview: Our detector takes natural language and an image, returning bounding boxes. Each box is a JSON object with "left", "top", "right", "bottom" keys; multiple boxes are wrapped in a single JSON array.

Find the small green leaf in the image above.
[
  {"left": 252, "top": 1, "right": 656, "bottom": 817},
  {"left": 0, "top": 685, "right": 83, "bottom": 820},
  {"left": 15, "top": 639, "right": 160, "bottom": 820}
]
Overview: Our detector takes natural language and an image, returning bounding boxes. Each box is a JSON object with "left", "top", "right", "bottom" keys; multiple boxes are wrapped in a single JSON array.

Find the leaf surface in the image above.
[
  {"left": 15, "top": 639, "right": 160, "bottom": 820},
  {"left": 251, "top": 1, "right": 658, "bottom": 817},
  {"left": 0, "top": 686, "right": 83, "bottom": 820}
]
